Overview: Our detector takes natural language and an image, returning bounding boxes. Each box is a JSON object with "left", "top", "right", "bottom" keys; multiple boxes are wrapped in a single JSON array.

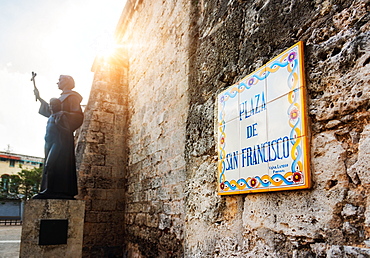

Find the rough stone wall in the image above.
[
  {"left": 75, "top": 52, "right": 128, "bottom": 257},
  {"left": 116, "top": 0, "right": 191, "bottom": 257},
  {"left": 185, "top": 0, "right": 370, "bottom": 257},
  {"left": 81, "top": 0, "right": 370, "bottom": 257}
]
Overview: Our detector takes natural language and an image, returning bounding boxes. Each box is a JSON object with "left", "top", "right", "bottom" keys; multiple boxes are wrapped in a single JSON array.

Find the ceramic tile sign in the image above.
[{"left": 217, "top": 41, "right": 310, "bottom": 195}]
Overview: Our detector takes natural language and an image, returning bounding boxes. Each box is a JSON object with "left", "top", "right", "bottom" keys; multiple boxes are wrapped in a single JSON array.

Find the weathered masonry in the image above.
[{"left": 76, "top": 0, "right": 370, "bottom": 257}]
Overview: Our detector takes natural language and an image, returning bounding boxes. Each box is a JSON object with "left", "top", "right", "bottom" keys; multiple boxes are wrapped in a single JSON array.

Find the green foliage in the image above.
[
  {"left": 18, "top": 168, "right": 42, "bottom": 200},
  {"left": 9, "top": 174, "right": 21, "bottom": 194},
  {"left": 0, "top": 174, "right": 10, "bottom": 199},
  {"left": 0, "top": 168, "right": 42, "bottom": 200}
]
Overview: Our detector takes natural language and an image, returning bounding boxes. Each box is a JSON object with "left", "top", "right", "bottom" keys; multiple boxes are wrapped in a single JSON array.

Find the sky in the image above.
[{"left": 0, "top": 0, "right": 126, "bottom": 157}]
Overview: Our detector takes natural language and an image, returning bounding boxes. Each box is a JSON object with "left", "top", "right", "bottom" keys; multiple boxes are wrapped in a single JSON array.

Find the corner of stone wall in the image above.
[{"left": 75, "top": 47, "right": 128, "bottom": 257}]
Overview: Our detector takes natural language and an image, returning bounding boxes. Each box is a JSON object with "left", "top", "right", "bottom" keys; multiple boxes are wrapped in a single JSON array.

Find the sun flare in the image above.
[{"left": 93, "top": 33, "right": 122, "bottom": 59}]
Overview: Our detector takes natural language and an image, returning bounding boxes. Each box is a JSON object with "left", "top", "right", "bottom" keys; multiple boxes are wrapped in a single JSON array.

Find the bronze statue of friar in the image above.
[{"left": 32, "top": 75, "right": 84, "bottom": 199}]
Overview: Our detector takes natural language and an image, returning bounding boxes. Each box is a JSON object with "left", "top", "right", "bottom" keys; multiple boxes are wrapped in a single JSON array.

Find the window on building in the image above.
[
  {"left": 9, "top": 160, "right": 15, "bottom": 167},
  {"left": 1, "top": 174, "right": 10, "bottom": 193}
]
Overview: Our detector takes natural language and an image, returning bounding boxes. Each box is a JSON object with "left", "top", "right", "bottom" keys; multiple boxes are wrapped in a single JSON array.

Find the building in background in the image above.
[{"left": 0, "top": 151, "right": 43, "bottom": 176}]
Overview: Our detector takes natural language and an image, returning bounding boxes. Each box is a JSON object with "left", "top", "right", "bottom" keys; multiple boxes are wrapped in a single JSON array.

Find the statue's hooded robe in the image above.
[{"left": 38, "top": 89, "right": 83, "bottom": 198}]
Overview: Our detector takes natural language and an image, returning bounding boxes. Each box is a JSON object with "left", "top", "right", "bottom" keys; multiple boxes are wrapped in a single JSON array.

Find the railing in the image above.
[{"left": 0, "top": 217, "right": 22, "bottom": 226}]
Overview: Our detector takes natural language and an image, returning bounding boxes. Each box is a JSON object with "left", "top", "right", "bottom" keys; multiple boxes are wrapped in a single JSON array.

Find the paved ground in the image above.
[{"left": 0, "top": 226, "right": 21, "bottom": 258}]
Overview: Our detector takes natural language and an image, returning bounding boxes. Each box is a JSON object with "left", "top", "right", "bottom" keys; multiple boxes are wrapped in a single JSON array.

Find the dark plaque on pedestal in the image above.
[{"left": 39, "top": 219, "right": 68, "bottom": 245}]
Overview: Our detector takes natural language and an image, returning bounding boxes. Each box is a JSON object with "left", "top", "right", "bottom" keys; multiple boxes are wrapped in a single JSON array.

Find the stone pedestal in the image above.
[{"left": 20, "top": 199, "right": 85, "bottom": 258}]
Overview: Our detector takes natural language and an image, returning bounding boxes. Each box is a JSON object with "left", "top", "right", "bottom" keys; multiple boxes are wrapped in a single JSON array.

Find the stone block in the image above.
[
  {"left": 111, "top": 167, "right": 125, "bottom": 178},
  {"left": 158, "top": 213, "right": 171, "bottom": 230},
  {"left": 149, "top": 201, "right": 164, "bottom": 214},
  {"left": 78, "top": 175, "right": 95, "bottom": 189},
  {"left": 168, "top": 155, "right": 186, "bottom": 172},
  {"left": 164, "top": 169, "right": 186, "bottom": 186},
  {"left": 105, "top": 154, "right": 122, "bottom": 167},
  {"left": 91, "top": 166, "right": 112, "bottom": 178},
  {"left": 127, "top": 203, "right": 143, "bottom": 213},
  {"left": 157, "top": 187, "right": 171, "bottom": 201},
  {"left": 171, "top": 184, "right": 185, "bottom": 200},
  {"left": 116, "top": 200, "right": 125, "bottom": 211},
  {"left": 85, "top": 211, "right": 99, "bottom": 223},
  {"left": 97, "top": 212, "right": 115, "bottom": 223},
  {"left": 91, "top": 200, "right": 116, "bottom": 211},
  {"left": 100, "top": 123, "right": 115, "bottom": 134},
  {"left": 87, "top": 189, "right": 107, "bottom": 200},
  {"left": 85, "top": 143, "right": 107, "bottom": 155},
  {"left": 146, "top": 213, "right": 159, "bottom": 228},
  {"left": 85, "top": 131, "right": 104, "bottom": 144},
  {"left": 83, "top": 153, "right": 106, "bottom": 166},
  {"left": 92, "top": 111, "right": 114, "bottom": 124},
  {"left": 87, "top": 121, "right": 101, "bottom": 132},
  {"left": 327, "top": 245, "right": 370, "bottom": 257},
  {"left": 105, "top": 189, "right": 120, "bottom": 201},
  {"left": 20, "top": 199, "right": 85, "bottom": 258},
  {"left": 135, "top": 213, "right": 146, "bottom": 226},
  {"left": 348, "top": 124, "right": 370, "bottom": 185},
  {"left": 95, "top": 176, "right": 115, "bottom": 189}
]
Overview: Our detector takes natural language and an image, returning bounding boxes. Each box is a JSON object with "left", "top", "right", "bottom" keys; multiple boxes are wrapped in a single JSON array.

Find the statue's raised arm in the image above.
[{"left": 31, "top": 72, "right": 51, "bottom": 117}]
